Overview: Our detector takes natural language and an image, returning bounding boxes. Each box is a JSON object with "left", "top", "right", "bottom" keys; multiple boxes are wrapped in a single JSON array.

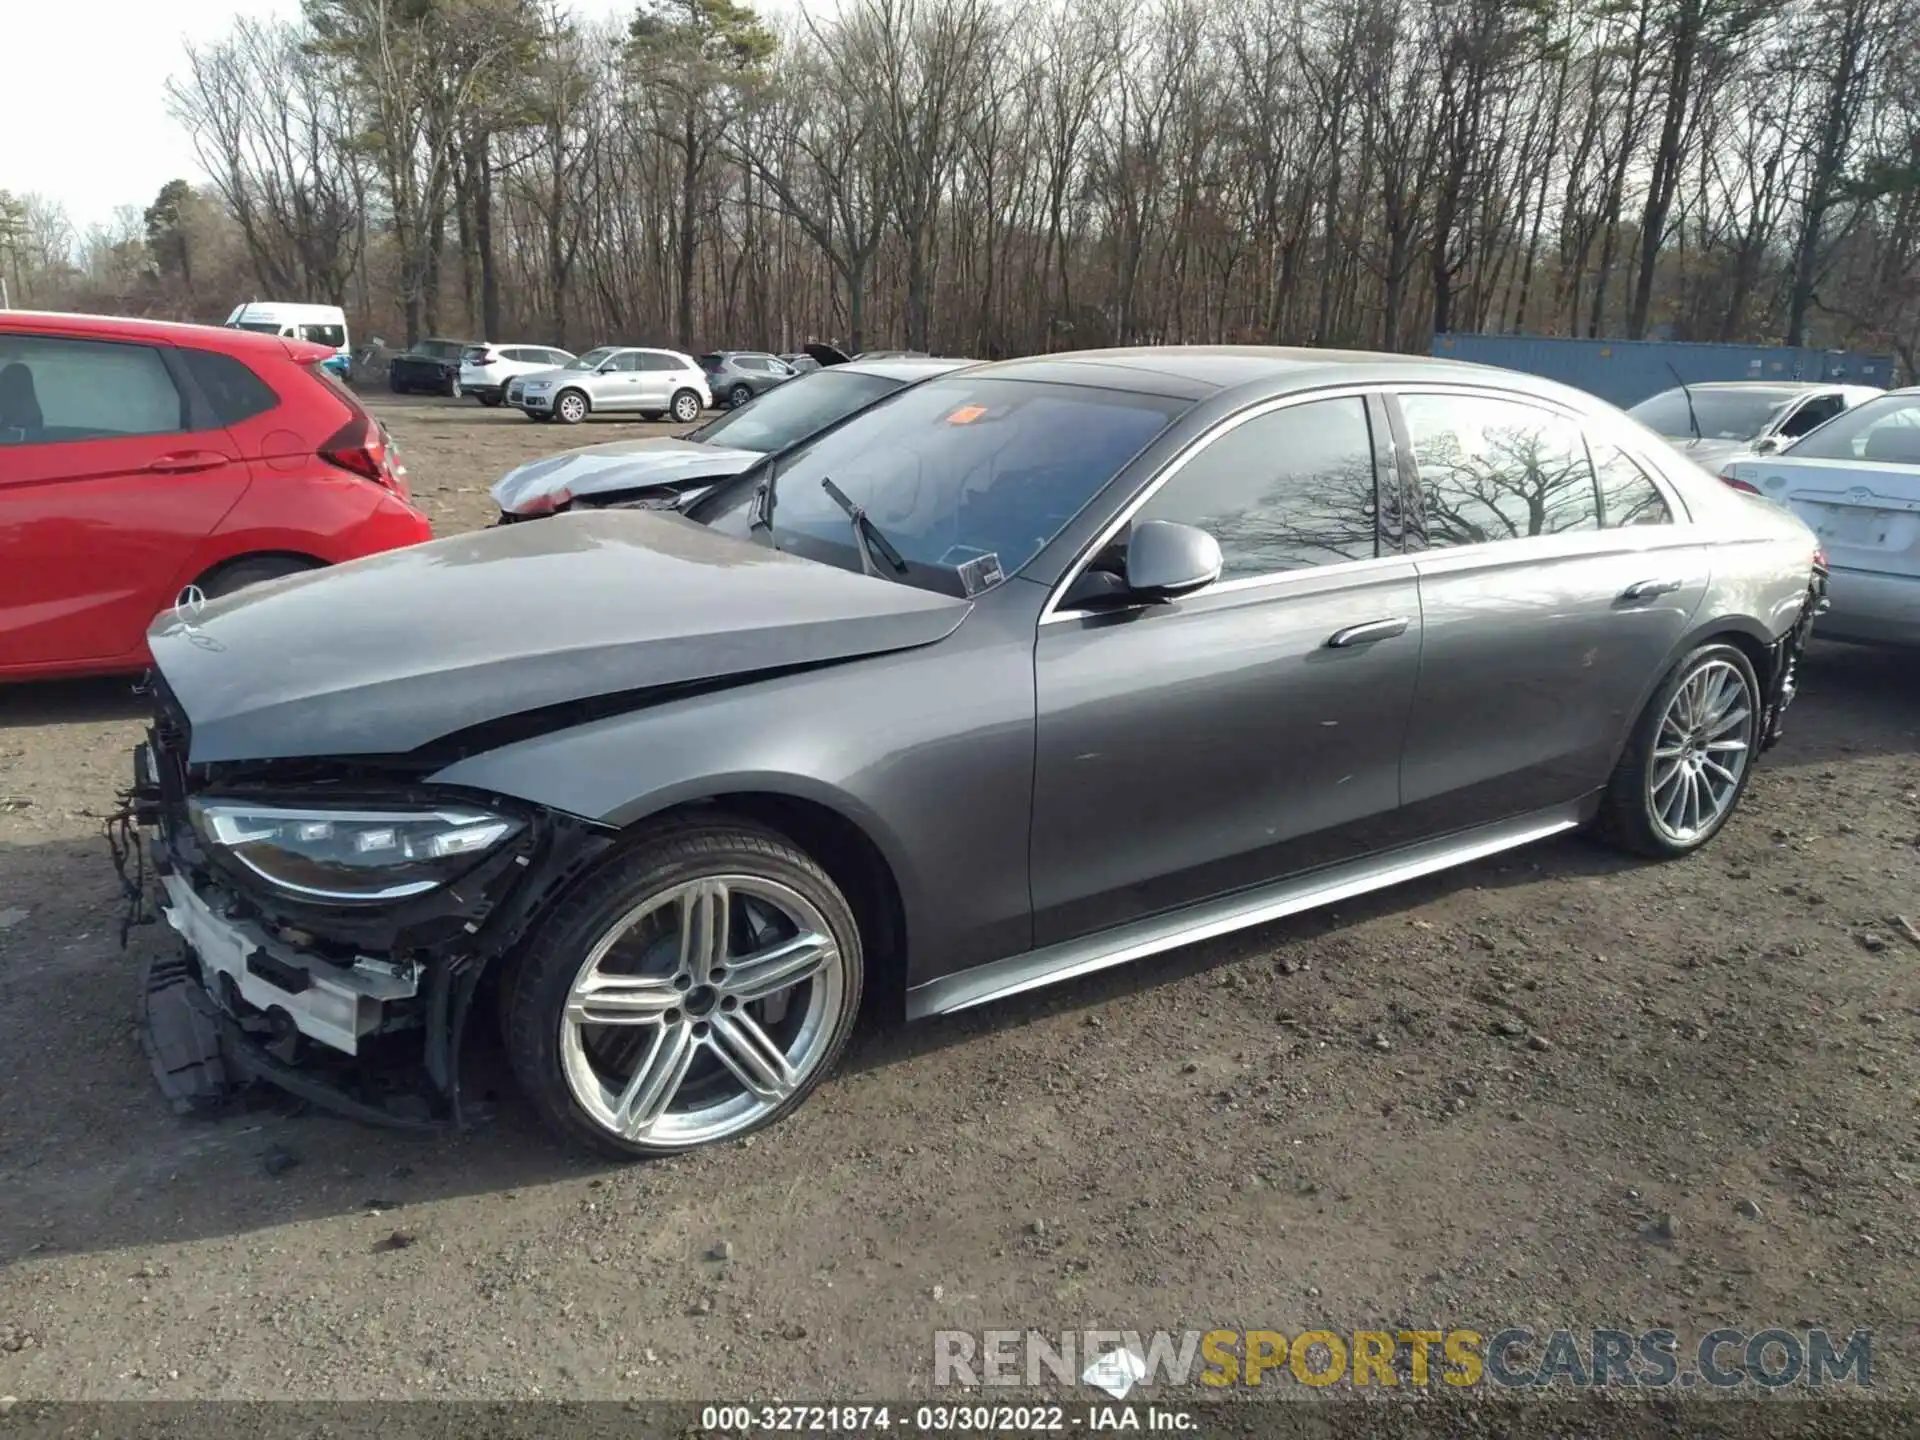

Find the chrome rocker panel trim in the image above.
[{"left": 906, "top": 801, "right": 1590, "bottom": 1018}]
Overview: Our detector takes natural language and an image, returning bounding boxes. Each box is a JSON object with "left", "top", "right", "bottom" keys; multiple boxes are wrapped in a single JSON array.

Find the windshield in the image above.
[
  {"left": 700, "top": 376, "right": 1189, "bottom": 595},
  {"left": 1785, "top": 391, "right": 1920, "bottom": 463},
  {"left": 685, "top": 370, "right": 902, "bottom": 453},
  {"left": 567, "top": 348, "right": 615, "bottom": 371},
  {"left": 1628, "top": 387, "right": 1800, "bottom": 442},
  {"left": 231, "top": 321, "right": 281, "bottom": 335}
]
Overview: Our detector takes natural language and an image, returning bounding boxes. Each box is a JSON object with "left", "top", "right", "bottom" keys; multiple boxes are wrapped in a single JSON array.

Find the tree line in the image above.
[{"left": 3, "top": 0, "right": 1919, "bottom": 376}]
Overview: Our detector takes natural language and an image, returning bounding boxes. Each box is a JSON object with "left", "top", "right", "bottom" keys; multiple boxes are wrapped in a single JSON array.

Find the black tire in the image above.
[
  {"left": 195, "top": 555, "right": 319, "bottom": 601},
  {"left": 1595, "top": 641, "right": 1761, "bottom": 859},
  {"left": 555, "top": 389, "right": 589, "bottom": 425},
  {"left": 479, "top": 392, "right": 503, "bottom": 408},
  {"left": 727, "top": 383, "right": 754, "bottom": 409},
  {"left": 641, "top": 409, "right": 665, "bottom": 421},
  {"left": 388, "top": 375, "right": 408, "bottom": 394},
  {"left": 502, "top": 819, "right": 865, "bottom": 1159},
  {"left": 672, "top": 389, "right": 704, "bottom": 423},
  {"left": 531, "top": 412, "right": 554, "bottom": 423}
]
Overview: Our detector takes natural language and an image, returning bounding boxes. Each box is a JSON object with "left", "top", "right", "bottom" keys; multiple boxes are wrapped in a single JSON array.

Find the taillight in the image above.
[
  {"left": 1720, "top": 475, "right": 1762, "bottom": 495},
  {"left": 319, "top": 416, "right": 406, "bottom": 499},
  {"left": 511, "top": 487, "right": 572, "bottom": 517},
  {"left": 1813, "top": 546, "right": 1828, "bottom": 571}
]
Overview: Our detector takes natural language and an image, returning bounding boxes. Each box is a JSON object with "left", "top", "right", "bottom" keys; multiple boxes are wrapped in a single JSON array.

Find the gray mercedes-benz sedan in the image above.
[{"left": 121, "top": 347, "right": 1827, "bottom": 1157}]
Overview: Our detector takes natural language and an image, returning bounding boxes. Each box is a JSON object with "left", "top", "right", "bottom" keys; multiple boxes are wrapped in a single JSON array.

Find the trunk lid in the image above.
[{"left": 1767, "top": 457, "right": 1920, "bottom": 579}]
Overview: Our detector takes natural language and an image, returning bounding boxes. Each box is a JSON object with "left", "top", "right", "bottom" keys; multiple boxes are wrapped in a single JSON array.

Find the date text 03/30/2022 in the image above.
[{"left": 700, "top": 1405, "right": 1194, "bottom": 1433}]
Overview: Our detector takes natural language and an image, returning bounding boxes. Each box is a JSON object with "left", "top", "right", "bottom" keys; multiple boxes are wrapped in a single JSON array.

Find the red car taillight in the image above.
[{"left": 318, "top": 416, "right": 410, "bottom": 501}]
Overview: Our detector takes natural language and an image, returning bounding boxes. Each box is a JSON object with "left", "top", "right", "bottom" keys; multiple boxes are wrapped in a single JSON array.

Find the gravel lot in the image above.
[{"left": 2, "top": 393, "right": 1918, "bottom": 1411}]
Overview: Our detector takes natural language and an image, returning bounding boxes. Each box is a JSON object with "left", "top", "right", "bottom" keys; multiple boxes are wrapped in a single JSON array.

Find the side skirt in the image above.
[{"left": 906, "top": 800, "right": 1593, "bottom": 1019}]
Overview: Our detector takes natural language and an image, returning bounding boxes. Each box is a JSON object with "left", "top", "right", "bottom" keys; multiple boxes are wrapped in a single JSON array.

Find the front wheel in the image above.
[
  {"left": 502, "top": 821, "right": 864, "bottom": 1158},
  {"left": 479, "top": 392, "right": 503, "bottom": 408},
  {"left": 672, "top": 389, "right": 704, "bottom": 424},
  {"left": 555, "top": 390, "right": 589, "bottom": 425},
  {"left": 1597, "top": 642, "right": 1761, "bottom": 858}
]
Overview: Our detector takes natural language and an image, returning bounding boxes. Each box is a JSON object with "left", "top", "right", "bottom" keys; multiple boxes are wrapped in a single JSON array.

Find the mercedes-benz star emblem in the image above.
[{"left": 157, "top": 585, "right": 225, "bottom": 652}]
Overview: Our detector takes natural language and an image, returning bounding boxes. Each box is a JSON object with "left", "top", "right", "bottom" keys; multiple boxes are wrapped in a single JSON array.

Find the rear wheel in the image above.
[
  {"left": 479, "top": 392, "right": 503, "bottom": 408},
  {"left": 673, "top": 389, "right": 704, "bottom": 423},
  {"left": 502, "top": 820, "right": 864, "bottom": 1159},
  {"left": 727, "top": 383, "right": 753, "bottom": 409},
  {"left": 555, "top": 390, "right": 589, "bottom": 425},
  {"left": 389, "top": 375, "right": 408, "bottom": 394},
  {"left": 1597, "top": 642, "right": 1760, "bottom": 858},
  {"left": 193, "top": 555, "right": 319, "bottom": 602}
]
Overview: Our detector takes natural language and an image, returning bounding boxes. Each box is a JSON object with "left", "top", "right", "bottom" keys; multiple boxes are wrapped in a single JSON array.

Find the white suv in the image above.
[
  {"left": 509, "top": 346, "right": 713, "bottom": 426},
  {"left": 460, "top": 344, "right": 577, "bottom": 407}
]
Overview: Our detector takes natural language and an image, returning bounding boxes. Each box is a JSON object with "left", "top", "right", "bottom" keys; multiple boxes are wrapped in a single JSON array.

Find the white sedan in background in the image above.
[{"left": 1720, "top": 386, "right": 1920, "bottom": 646}]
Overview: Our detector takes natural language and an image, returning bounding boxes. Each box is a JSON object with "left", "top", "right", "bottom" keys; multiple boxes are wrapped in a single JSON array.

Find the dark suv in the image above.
[
  {"left": 388, "top": 339, "right": 477, "bottom": 397},
  {"left": 698, "top": 351, "right": 801, "bottom": 409}
]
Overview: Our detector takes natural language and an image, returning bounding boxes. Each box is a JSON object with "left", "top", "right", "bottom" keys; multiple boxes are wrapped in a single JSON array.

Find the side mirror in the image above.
[
  {"left": 1753, "top": 434, "right": 1783, "bottom": 455},
  {"left": 1123, "top": 520, "right": 1222, "bottom": 602}
]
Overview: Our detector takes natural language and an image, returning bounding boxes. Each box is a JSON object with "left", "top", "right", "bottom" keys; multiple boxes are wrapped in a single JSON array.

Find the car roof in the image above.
[
  {"left": 0, "top": 308, "right": 294, "bottom": 357},
  {"left": 836, "top": 356, "right": 978, "bottom": 382},
  {"left": 969, "top": 345, "right": 1596, "bottom": 405}
]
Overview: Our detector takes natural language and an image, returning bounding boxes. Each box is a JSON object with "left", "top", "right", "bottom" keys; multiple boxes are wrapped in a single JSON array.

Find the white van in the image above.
[{"left": 225, "top": 302, "right": 352, "bottom": 379}]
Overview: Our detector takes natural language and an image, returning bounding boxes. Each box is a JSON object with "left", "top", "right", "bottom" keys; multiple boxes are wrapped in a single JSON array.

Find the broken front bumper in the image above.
[{"left": 116, "top": 716, "right": 614, "bottom": 1130}]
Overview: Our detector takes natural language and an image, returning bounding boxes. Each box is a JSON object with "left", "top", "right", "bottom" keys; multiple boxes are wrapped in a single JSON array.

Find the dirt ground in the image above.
[{"left": 2, "top": 393, "right": 1919, "bottom": 1412}]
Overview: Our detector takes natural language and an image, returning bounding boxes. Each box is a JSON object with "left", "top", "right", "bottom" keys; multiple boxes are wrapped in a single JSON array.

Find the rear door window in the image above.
[
  {"left": 1399, "top": 392, "right": 1600, "bottom": 547},
  {"left": 0, "top": 334, "right": 188, "bottom": 444},
  {"left": 180, "top": 348, "right": 280, "bottom": 426},
  {"left": 1588, "top": 441, "right": 1673, "bottom": 528}
]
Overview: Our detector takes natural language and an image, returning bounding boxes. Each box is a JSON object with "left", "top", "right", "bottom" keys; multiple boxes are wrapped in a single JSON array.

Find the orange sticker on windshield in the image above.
[{"left": 944, "top": 405, "right": 988, "bottom": 425}]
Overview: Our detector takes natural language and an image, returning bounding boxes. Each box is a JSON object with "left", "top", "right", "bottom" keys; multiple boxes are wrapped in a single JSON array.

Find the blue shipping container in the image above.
[{"left": 1429, "top": 334, "right": 1899, "bottom": 409}]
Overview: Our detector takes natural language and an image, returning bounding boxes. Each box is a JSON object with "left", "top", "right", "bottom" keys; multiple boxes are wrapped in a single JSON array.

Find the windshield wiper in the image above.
[
  {"left": 750, "top": 466, "right": 778, "bottom": 537},
  {"left": 1666, "top": 362, "right": 1703, "bottom": 443},
  {"left": 820, "top": 477, "right": 907, "bottom": 577}
]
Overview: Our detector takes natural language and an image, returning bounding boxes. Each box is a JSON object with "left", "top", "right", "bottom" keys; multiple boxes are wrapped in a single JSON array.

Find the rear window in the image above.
[
  {"left": 181, "top": 348, "right": 281, "bottom": 425},
  {"left": 1785, "top": 392, "right": 1920, "bottom": 462},
  {"left": 697, "top": 353, "right": 724, "bottom": 373},
  {"left": 232, "top": 321, "right": 281, "bottom": 335},
  {"left": 463, "top": 345, "right": 492, "bottom": 363},
  {"left": 299, "top": 324, "right": 346, "bottom": 349}
]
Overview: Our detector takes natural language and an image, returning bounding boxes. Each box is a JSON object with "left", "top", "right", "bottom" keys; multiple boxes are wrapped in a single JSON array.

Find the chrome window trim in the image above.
[{"left": 1039, "top": 383, "right": 1390, "bottom": 626}]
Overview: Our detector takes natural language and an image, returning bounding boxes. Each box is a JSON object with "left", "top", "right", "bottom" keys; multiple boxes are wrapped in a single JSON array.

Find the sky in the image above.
[{"left": 0, "top": 0, "right": 646, "bottom": 234}]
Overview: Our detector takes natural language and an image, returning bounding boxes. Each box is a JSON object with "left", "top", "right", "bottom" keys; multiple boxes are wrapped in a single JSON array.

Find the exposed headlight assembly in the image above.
[{"left": 188, "top": 801, "right": 524, "bottom": 903}]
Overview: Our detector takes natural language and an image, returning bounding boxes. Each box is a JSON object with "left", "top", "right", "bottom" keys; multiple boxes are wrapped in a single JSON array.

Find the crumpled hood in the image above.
[
  {"left": 150, "top": 510, "right": 970, "bottom": 763},
  {"left": 492, "top": 437, "right": 764, "bottom": 513}
]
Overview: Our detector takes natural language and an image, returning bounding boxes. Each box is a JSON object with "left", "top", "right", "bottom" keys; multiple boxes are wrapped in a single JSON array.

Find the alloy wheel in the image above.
[
  {"left": 673, "top": 391, "right": 701, "bottom": 423},
  {"left": 557, "top": 875, "right": 847, "bottom": 1147},
  {"left": 730, "top": 384, "right": 753, "bottom": 409},
  {"left": 558, "top": 392, "right": 587, "bottom": 424},
  {"left": 1646, "top": 657, "right": 1754, "bottom": 845}
]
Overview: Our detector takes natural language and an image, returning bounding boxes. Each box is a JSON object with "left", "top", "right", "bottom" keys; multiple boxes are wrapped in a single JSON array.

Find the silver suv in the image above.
[{"left": 509, "top": 346, "right": 712, "bottom": 425}]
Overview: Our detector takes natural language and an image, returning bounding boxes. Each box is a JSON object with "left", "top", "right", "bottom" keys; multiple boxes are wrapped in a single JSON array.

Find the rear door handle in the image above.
[
  {"left": 1326, "top": 616, "right": 1410, "bottom": 648},
  {"left": 1619, "top": 577, "right": 1684, "bottom": 601},
  {"left": 147, "top": 451, "right": 229, "bottom": 474}
]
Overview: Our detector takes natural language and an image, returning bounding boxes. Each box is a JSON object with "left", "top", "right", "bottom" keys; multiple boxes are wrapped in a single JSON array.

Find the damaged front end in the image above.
[{"left": 113, "top": 676, "right": 613, "bottom": 1129}]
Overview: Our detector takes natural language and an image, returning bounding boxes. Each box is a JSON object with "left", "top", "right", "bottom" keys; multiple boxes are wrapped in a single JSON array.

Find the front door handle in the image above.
[
  {"left": 1326, "top": 616, "right": 1410, "bottom": 648},
  {"left": 1619, "top": 577, "right": 1684, "bottom": 601},
  {"left": 147, "top": 451, "right": 228, "bottom": 474}
]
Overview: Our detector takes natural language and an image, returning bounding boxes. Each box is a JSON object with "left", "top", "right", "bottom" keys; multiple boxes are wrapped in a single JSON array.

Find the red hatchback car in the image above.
[{"left": 0, "top": 311, "right": 432, "bottom": 681}]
